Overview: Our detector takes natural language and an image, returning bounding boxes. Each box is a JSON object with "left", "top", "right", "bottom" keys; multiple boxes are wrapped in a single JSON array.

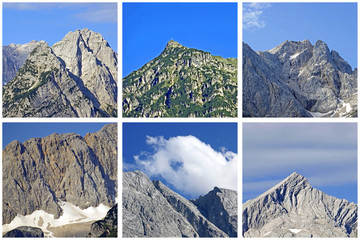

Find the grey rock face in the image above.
[
  {"left": 243, "top": 172, "right": 357, "bottom": 238},
  {"left": 123, "top": 170, "right": 238, "bottom": 237},
  {"left": 3, "top": 40, "right": 39, "bottom": 85},
  {"left": 2, "top": 124, "right": 117, "bottom": 225},
  {"left": 243, "top": 40, "right": 357, "bottom": 117},
  {"left": 153, "top": 180, "right": 228, "bottom": 237},
  {"left": 3, "top": 226, "right": 44, "bottom": 237},
  {"left": 88, "top": 204, "right": 118, "bottom": 237},
  {"left": 192, "top": 187, "right": 238, "bottom": 237},
  {"left": 3, "top": 29, "right": 117, "bottom": 117},
  {"left": 53, "top": 29, "right": 117, "bottom": 116},
  {"left": 123, "top": 40, "right": 237, "bottom": 117},
  {"left": 123, "top": 171, "right": 198, "bottom": 237}
]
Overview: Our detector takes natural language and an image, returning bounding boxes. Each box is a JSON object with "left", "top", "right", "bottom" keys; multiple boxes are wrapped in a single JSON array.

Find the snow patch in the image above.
[
  {"left": 289, "top": 229, "right": 302, "bottom": 234},
  {"left": 2, "top": 202, "right": 110, "bottom": 238},
  {"left": 289, "top": 52, "right": 301, "bottom": 60},
  {"left": 263, "top": 231, "right": 272, "bottom": 236},
  {"left": 309, "top": 110, "right": 333, "bottom": 117}
]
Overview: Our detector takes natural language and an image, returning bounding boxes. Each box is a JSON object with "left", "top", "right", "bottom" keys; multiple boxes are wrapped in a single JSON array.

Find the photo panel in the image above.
[{"left": 122, "top": 122, "right": 238, "bottom": 237}]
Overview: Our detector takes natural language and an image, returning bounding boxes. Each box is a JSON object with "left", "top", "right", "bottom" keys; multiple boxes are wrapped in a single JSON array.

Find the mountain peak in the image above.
[{"left": 165, "top": 40, "right": 186, "bottom": 50}]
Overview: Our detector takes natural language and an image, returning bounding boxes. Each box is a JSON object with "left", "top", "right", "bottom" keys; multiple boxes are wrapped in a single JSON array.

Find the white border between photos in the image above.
[{"left": 0, "top": 0, "right": 359, "bottom": 239}]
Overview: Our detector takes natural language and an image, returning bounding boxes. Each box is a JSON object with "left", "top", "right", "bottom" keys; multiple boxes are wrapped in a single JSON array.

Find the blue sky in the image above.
[
  {"left": 3, "top": 123, "right": 112, "bottom": 149},
  {"left": 243, "top": 2, "right": 357, "bottom": 69},
  {"left": 3, "top": 3, "right": 117, "bottom": 51},
  {"left": 243, "top": 123, "right": 357, "bottom": 204},
  {"left": 123, "top": 3, "right": 237, "bottom": 77},
  {"left": 123, "top": 123, "right": 237, "bottom": 199}
]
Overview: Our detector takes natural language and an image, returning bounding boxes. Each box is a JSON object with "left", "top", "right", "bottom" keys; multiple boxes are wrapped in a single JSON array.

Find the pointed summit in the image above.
[{"left": 165, "top": 40, "right": 186, "bottom": 50}]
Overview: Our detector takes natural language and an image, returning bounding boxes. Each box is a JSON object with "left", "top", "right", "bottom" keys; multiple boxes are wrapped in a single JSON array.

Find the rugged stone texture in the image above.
[
  {"left": 192, "top": 187, "right": 237, "bottom": 237},
  {"left": 88, "top": 204, "right": 118, "bottom": 237},
  {"left": 153, "top": 180, "right": 228, "bottom": 237},
  {"left": 243, "top": 172, "right": 357, "bottom": 238},
  {"left": 243, "top": 40, "right": 357, "bottom": 117},
  {"left": 53, "top": 29, "right": 117, "bottom": 116},
  {"left": 3, "top": 124, "right": 117, "bottom": 225},
  {"left": 3, "top": 29, "right": 117, "bottom": 117},
  {"left": 3, "top": 40, "right": 39, "bottom": 85},
  {"left": 3, "top": 226, "right": 44, "bottom": 237},
  {"left": 123, "top": 40, "right": 237, "bottom": 117},
  {"left": 123, "top": 170, "right": 238, "bottom": 237},
  {"left": 123, "top": 171, "right": 198, "bottom": 237}
]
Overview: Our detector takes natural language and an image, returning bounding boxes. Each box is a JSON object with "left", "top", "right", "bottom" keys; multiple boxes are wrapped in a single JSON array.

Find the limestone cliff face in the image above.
[
  {"left": 2, "top": 124, "right": 117, "bottom": 225},
  {"left": 3, "top": 29, "right": 117, "bottom": 117},
  {"left": 123, "top": 40, "right": 237, "bottom": 117},
  {"left": 243, "top": 40, "right": 357, "bottom": 117},
  {"left": 123, "top": 170, "right": 238, "bottom": 237},
  {"left": 243, "top": 172, "right": 357, "bottom": 238}
]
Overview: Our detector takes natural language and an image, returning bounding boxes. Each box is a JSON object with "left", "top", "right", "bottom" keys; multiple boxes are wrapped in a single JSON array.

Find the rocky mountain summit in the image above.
[
  {"left": 243, "top": 172, "right": 357, "bottom": 237},
  {"left": 123, "top": 170, "right": 237, "bottom": 237},
  {"left": 123, "top": 40, "right": 237, "bottom": 117},
  {"left": 243, "top": 40, "right": 357, "bottom": 117},
  {"left": 3, "top": 123, "right": 117, "bottom": 226},
  {"left": 3, "top": 40, "right": 39, "bottom": 85},
  {"left": 3, "top": 28, "right": 117, "bottom": 117}
]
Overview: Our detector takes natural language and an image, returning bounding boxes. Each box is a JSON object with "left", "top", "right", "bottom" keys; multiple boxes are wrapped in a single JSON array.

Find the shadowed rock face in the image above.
[
  {"left": 2, "top": 124, "right": 117, "bottom": 225},
  {"left": 243, "top": 40, "right": 357, "bottom": 118},
  {"left": 123, "top": 40, "right": 237, "bottom": 117},
  {"left": 243, "top": 172, "right": 357, "bottom": 238},
  {"left": 88, "top": 204, "right": 118, "bottom": 237},
  {"left": 3, "top": 226, "right": 44, "bottom": 237},
  {"left": 3, "top": 28, "right": 117, "bottom": 117},
  {"left": 122, "top": 170, "right": 238, "bottom": 237}
]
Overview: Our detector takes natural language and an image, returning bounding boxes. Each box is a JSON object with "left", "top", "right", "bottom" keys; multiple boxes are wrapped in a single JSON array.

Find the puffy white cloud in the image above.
[
  {"left": 243, "top": 3, "right": 271, "bottom": 30},
  {"left": 135, "top": 135, "right": 237, "bottom": 198}
]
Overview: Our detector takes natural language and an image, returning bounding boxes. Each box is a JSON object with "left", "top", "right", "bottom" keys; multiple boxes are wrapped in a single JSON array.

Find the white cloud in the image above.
[
  {"left": 243, "top": 3, "right": 271, "bottom": 30},
  {"left": 135, "top": 135, "right": 237, "bottom": 198}
]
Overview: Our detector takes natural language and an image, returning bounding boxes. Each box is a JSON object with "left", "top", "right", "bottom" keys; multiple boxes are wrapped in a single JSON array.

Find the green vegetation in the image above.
[{"left": 123, "top": 43, "right": 238, "bottom": 117}]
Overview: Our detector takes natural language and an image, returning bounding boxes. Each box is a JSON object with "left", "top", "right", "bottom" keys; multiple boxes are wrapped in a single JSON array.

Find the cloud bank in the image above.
[
  {"left": 243, "top": 3, "right": 271, "bottom": 30},
  {"left": 134, "top": 135, "right": 237, "bottom": 198}
]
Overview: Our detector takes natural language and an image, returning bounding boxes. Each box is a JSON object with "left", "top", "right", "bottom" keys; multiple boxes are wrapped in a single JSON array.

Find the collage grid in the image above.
[{"left": 0, "top": 0, "right": 358, "bottom": 238}]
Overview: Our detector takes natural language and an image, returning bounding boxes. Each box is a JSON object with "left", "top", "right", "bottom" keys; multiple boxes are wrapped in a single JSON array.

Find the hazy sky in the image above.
[
  {"left": 3, "top": 123, "right": 112, "bottom": 149},
  {"left": 123, "top": 2, "right": 237, "bottom": 77},
  {"left": 123, "top": 123, "right": 238, "bottom": 199},
  {"left": 243, "top": 123, "right": 357, "bottom": 203},
  {"left": 3, "top": 3, "right": 117, "bottom": 51},
  {"left": 243, "top": 2, "right": 357, "bottom": 70}
]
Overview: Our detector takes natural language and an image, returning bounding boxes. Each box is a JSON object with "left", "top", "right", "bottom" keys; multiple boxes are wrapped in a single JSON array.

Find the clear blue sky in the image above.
[
  {"left": 243, "top": 123, "right": 357, "bottom": 204},
  {"left": 3, "top": 123, "right": 112, "bottom": 149},
  {"left": 243, "top": 2, "right": 357, "bottom": 70},
  {"left": 123, "top": 3, "right": 237, "bottom": 77},
  {"left": 123, "top": 123, "right": 237, "bottom": 199},
  {"left": 3, "top": 3, "right": 117, "bottom": 51}
]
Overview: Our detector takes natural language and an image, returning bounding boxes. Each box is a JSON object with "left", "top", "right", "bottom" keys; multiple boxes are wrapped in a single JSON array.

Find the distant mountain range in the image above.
[
  {"left": 123, "top": 40, "right": 237, "bottom": 117},
  {"left": 243, "top": 172, "right": 357, "bottom": 237},
  {"left": 2, "top": 124, "right": 117, "bottom": 237},
  {"left": 3, "top": 28, "right": 117, "bottom": 117},
  {"left": 243, "top": 40, "right": 357, "bottom": 117},
  {"left": 123, "top": 170, "right": 237, "bottom": 237}
]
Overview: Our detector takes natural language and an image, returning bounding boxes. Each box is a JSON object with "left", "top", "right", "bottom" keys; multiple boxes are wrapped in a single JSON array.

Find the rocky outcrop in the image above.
[
  {"left": 153, "top": 180, "right": 228, "bottom": 237},
  {"left": 123, "top": 170, "right": 238, "bottom": 237},
  {"left": 243, "top": 40, "right": 357, "bottom": 117},
  {"left": 192, "top": 187, "right": 237, "bottom": 237},
  {"left": 3, "top": 226, "right": 44, "bottom": 237},
  {"left": 3, "top": 40, "right": 39, "bottom": 85},
  {"left": 88, "top": 204, "right": 118, "bottom": 237},
  {"left": 123, "top": 40, "right": 237, "bottom": 117},
  {"left": 3, "top": 29, "right": 117, "bottom": 117},
  {"left": 2, "top": 124, "right": 117, "bottom": 225},
  {"left": 243, "top": 172, "right": 357, "bottom": 237}
]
